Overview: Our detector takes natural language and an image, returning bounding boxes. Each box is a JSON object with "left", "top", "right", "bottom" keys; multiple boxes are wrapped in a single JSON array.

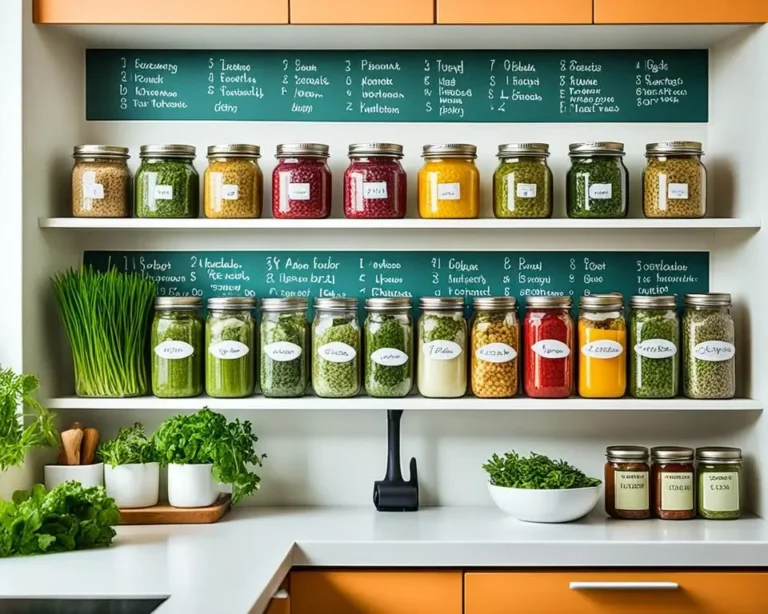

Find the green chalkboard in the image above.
[{"left": 86, "top": 49, "right": 708, "bottom": 123}]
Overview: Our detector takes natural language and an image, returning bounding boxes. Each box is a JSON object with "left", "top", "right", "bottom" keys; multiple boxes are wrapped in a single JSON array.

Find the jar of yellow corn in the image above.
[
  {"left": 578, "top": 294, "right": 627, "bottom": 398},
  {"left": 418, "top": 144, "right": 479, "bottom": 218},
  {"left": 471, "top": 297, "right": 519, "bottom": 398}
]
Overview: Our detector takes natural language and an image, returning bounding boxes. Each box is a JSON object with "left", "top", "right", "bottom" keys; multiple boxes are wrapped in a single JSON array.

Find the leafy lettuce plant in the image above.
[
  {"left": 98, "top": 423, "right": 156, "bottom": 467},
  {"left": 483, "top": 451, "right": 601, "bottom": 490}
]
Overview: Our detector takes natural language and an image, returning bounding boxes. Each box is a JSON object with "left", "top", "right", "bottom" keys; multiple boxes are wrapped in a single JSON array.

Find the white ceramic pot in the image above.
[
  {"left": 44, "top": 463, "right": 104, "bottom": 491},
  {"left": 104, "top": 462, "right": 160, "bottom": 508},
  {"left": 488, "top": 483, "right": 602, "bottom": 523},
  {"left": 167, "top": 463, "right": 218, "bottom": 508}
]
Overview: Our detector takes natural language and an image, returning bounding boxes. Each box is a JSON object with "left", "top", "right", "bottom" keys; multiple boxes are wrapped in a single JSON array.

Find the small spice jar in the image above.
[
  {"left": 205, "top": 297, "right": 257, "bottom": 399},
  {"left": 578, "top": 294, "right": 627, "bottom": 398},
  {"left": 418, "top": 144, "right": 479, "bottom": 219},
  {"left": 151, "top": 297, "right": 203, "bottom": 398},
  {"left": 260, "top": 298, "right": 310, "bottom": 398},
  {"left": 312, "top": 298, "right": 360, "bottom": 398},
  {"left": 523, "top": 296, "right": 574, "bottom": 399},
  {"left": 605, "top": 445, "right": 650, "bottom": 520},
  {"left": 344, "top": 143, "right": 407, "bottom": 219},
  {"left": 629, "top": 296, "right": 680, "bottom": 399},
  {"left": 493, "top": 143, "right": 553, "bottom": 219},
  {"left": 567, "top": 142, "right": 628, "bottom": 219},
  {"left": 471, "top": 297, "right": 519, "bottom": 399},
  {"left": 651, "top": 446, "right": 695, "bottom": 520},
  {"left": 272, "top": 143, "right": 331, "bottom": 219},
  {"left": 643, "top": 141, "right": 706, "bottom": 218},
  {"left": 135, "top": 145, "right": 199, "bottom": 218},
  {"left": 364, "top": 298, "right": 413, "bottom": 398},
  {"left": 204, "top": 144, "right": 263, "bottom": 219},
  {"left": 72, "top": 145, "right": 131, "bottom": 218},
  {"left": 417, "top": 297, "right": 467, "bottom": 398},
  {"left": 683, "top": 293, "right": 735, "bottom": 400},
  {"left": 697, "top": 447, "right": 741, "bottom": 520}
]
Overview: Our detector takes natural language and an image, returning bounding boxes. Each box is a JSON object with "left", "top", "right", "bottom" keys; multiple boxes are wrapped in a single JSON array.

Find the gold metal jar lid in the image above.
[
  {"left": 365, "top": 297, "right": 412, "bottom": 311},
  {"left": 207, "top": 144, "right": 261, "bottom": 159},
  {"left": 651, "top": 446, "right": 694, "bottom": 462},
  {"left": 569, "top": 142, "right": 625, "bottom": 157},
  {"left": 276, "top": 143, "right": 329, "bottom": 158},
  {"left": 685, "top": 293, "right": 731, "bottom": 307},
  {"left": 140, "top": 144, "right": 196, "bottom": 159},
  {"left": 73, "top": 145, "right": 130, "bottom": 160},
  {"left": 348, "top": 143, "right": 403, "bottom": 158},
  {"left": 580, "top": 293, "right": 624, "bottom": 311},
  {"left": 314, "top": 297, "right": 358, "bottom": 310},
  {"left": 526, "top": 296, "right": 572, "bottom": 309},
  {"left": 497, "top": 143, "right": 550, "bottom": 158},
  {"left": 261, "top": 298, "right": 308, "bottom": 311},
  {"left": 630, "top": 295, "right": 678, "bottom": 309},
  {"left": 207, "top": 297, "right": 258, "bottom": 310},
  {"left": 606, "top": 445, "right": 649, "bottom": 462},
  {"left": 154, "top": 297, "right": 203, "bottom": 310},
  {"left": 422, "top": 144, "right": 477, "bottom": 159},
  {"left": 419, "top": 297, "right": 465, "bottom": 311},
  {"left": 646, "top": 141, "right": 704, "bottom": 156},
  {"left": 472, "top": 297, "right": 518, "bottom": 310}
]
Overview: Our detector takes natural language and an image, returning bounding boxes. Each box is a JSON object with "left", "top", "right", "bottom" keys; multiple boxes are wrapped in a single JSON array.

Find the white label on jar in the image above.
[
  {"left": 222, "top": 184, "right": 239, "bottom": 200},
  {"left": 531, "top": 340, "right": 571, "bottom": 359},
  {"left": 288, "top": 183, "right": 311, "bottom": 200},
  {"left": 614, "top": 471, "right": 649, "bottom": 511},
  {"left": 154, "top": 340, "right": 194, "bottom": 359},
  {"left": 694, "top": 341, "right": 735, "bottom": 362},
  {"left": 581, "top": 340, "right": 623, "bottom": 359},
  {"left": 476, "top": 343, "right": 517, "bottom": 363},
  {"left": 634, "top": 339, "right": 677, "bottom": 359},
  {"left": 516, "top": 183, "right": 538, "bottom": 199},
  {"left": 702, "top": 472, "right": 739, "bottom": 512},
  {"left": 588, "top": 183, "right": 612, "bottom": 200},
  {"left": 437, "top": 183, "right": 461, "bottom": 200},
  {"left": 263, "top": 341, "right": 302, "bottom": 362},
  {"left": 154, "top": 185, "right": 173, "bottom": 200},
  {"left": 83, "top": 183, "right": 104, "bottom": 199},
  {"left": 208, "top": 341, "right": 249, "bottom": 360},
  {"left": 423, "top": 340, "right": 462, "bottom": 360},
  {"left": 371, "top": 348, "right": 409, "bottom": 366},
  {"left": 363, "top": 182, "right": 388, "bottom": 199},
  {"left": 661, "top": 472, "right": 694, "bottom": 511},
  {"left": 318, "top": 342, "right": 356, "bottom": 363},
  {"left": 668, "top": 183, "right": 689, "bottom": 199}
]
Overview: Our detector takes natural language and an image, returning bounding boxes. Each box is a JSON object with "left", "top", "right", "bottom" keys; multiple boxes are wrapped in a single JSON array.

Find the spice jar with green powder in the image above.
[
  {"left": 312, "top": 298, "right": 361, "bottom": 398},
  {"left": 151, "top": 297, "right": 203, "bottom": 398},
  {"left": 205, "top": 297, "right": 256, "bottom": 399},
  {"left": 492, "top": 143, "right": 553, "bottom": 219},
  {"left": 567, "top": 142, "right": 628, "bottom": 218},
  {"left": 261, "top": 298, "right": 309, "bottom": 398},
  {"left": 136, "top": 144, "right": 199, "bottom": 218},
  {"left": 643, "top": 141, "right": 707, "bottom": 218},
  {"left": 629, "top": 295, "right": 679, "bottom": 399},
  {"left": 418, "top": 297, "right": 467, "bottom": 398},
  {"left": 697, "top": 447, "right": 741, "bottom": 520},
  {"left": 364, "top": 298, "right": 413, "bottom": 398}
]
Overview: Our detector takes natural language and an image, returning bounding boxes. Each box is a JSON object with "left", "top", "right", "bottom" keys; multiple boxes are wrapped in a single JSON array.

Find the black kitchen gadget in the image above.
[{"left": 373, "top": 410, "right": 419, "bottom": 512}]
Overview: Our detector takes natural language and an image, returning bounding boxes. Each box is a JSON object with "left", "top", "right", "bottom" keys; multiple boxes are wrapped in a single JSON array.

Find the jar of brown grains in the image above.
[
  {"left": 643, "top": 141, "right": 707, "bottom": 218},
  {"left": 651, "top": 446, "right": 695, "bottom": 520},
  {"left": 71, "top": 145, "right": 131, "bottom": 218},
  {"left": 204, "top": 144, "right": 263, "bottom": 219},
  {"left": 605, "top": 445, "right": 650, "bottom": 519}
]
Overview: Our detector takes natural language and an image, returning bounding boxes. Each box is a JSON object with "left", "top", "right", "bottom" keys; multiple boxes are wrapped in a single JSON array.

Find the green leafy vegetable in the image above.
[
  {"left": 483, "top": 451, "right": 601, "bottom": 490},
  {"left": 98, "top": 423, "right": 156, "bottom": 467}
]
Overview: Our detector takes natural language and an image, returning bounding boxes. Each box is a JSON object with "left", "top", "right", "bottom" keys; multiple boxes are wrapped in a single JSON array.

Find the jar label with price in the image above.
[
  {"left": 694, "top": 341, "right": 735, "bottom": 362},
  {"left": 531, "top": 340, "right": 571, "bottom": 359},
  {"left": 222, "top": 184, "right": 239, "bottom": 200},
  {"left": 615, "top": 471, "right": 649, "bottom": 511},
  {"left": 371, "top": 348, "right": 409, "bottom": 366},
  {"left": 515, "top": 183, "right": 538, "bottom": 199},
  {"left": 476, "top": 343, "right": 517, "bottom": 363},
  {"left": 154, "top": 340, "right": 195, "bottom": 360},
  {"left": 263, "top": 341, "right": 302, "bottom": 362},
  {"left": 588, "top": 184, "right": 612, "bottom": 200},
  {"left": 702, "top": 472, "right": 739, "bottom": 512},
  {"left": 581, "top": 340, "right": 623, "bottom": 359},
  {"left": 634, "top": 339, "right": 677, "bottom": 359},
  {"left": 209, "top": 341, "right": 250, "bottom": 360},
  {"left": 661, "top": 473, "right": 693, "bottom": 511},
  {"left": 288, "top": 183, "right": 311, "bottom": 200},
  {"left": 363, "top": 182, "right": 388, "bottom": 199},
  {"left": 437, "top": 183, "right": 461, "bottom": 200},
  {"left": 423, "top": 340, "right": 462, "bottom": 360},
  {"left": 668, "top": 183, "right": 689, "bottom": 199},
  {"left": 318, "top": 342, "right": 357, "bottom": 363}
]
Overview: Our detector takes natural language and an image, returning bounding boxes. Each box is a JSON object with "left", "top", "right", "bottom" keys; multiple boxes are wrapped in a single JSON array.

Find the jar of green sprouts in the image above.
[
  {"left": 629, "top": 295, "right": 679, "bottom": 399},
  {"left": 260, "top": 297, "right": 309, "bottom": 398},
  {"left": 365, "top": 298, "right": 413, "bottom": 398},
  {"left": 697, "top": 447, "right": 742, "bottom": 520},
  {"left": 135, "top": 145, "right": 199, "bottom": 218},
  {"left": 493, "top": 143, "right": 553, "bottom": 218},
  {"left": 152, "top": 297, "right": 203, "bottom": 398},
  {"left": 567, "top": 142, "right": 628, "bottom": 218},
  {"left": 205, "top": 297, "right": 257, "bottom": 399}
]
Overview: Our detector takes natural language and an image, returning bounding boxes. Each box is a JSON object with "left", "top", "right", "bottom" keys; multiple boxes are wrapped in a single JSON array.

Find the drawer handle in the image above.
[{"left": 570, "top": 582, "right": 679, "bottom": 591}]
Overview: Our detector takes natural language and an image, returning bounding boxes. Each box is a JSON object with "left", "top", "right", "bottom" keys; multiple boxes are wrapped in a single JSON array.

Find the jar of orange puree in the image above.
[
  {"left": 418, "top": 144, "right": 479, "bottom": 218},
  {"left": 578, "top": 294, "right": 627, "bottom": 398}
]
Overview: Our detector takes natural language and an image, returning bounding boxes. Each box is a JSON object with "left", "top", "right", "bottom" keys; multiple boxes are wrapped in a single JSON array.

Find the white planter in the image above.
[
  {"left": 104, "top": 462, "right": 160, "bottom": 509},
  {"left": 44, "top": 463, "right": 104, "bottom": 491},
  {"left": 167, "top": 463, "right": 218, "bottom": 508}
]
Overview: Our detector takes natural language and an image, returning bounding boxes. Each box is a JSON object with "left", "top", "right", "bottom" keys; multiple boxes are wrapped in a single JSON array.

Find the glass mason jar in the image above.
[
  {"left": 135, "top": 145, "right": 199, "bottom": 218},
  {"left": 344, "top": 143, "right": 407, "bottom": 219},
  {"left": 471, "top": 297, "right": 519, "bottom": 399},
  {"left": 493, "top": 143, "right": 553, "bottom": 219},
  {"left": 364, "top": 298, "right": 413, "bottom": 398},
  {"left": 260, "top": 298, "right": 310, "bottom": 398},
  {"left": 272, "top": 143, "right": 331, "bottom": 219},
  {"left": 578, "top": 294, "right": 627, "bottom": 398},
  {"left": 605, "top": 445, "right": 651, "bottom": 520},
  {"left": 523, "top": 296, "right": 574, "bottom": 398},
  {"left": 417, "top": 297, "right": 467, "bottom": 398},
  {"left": 204, "top": 144, "right": 263, "bottom": 219},
  {"left": 643, "top": 141, "right": 707, "bottom": 219},
  {"left": 205, "top": 297, "right": 257, "bottom": 399},
  {"left": 651, "top": 446, "right": 695, "bottom": 521},
  {"left": 151, "top": 297, "right": 203, "bottom": 398},
  {"left": 697, "top": 446, "right": 742, "bottom": 520},
  {"left": 72, "top": 145, "right": 131, "bottom": 218},
  {"left": 418, "top": 144, "right": 479, "bottom": 219},
  {"left": 630, "top": 295, "right": 680, "bottom": 399},
  {"left": 567, "top": 142, "right": 628, "bottom": 219},
  {"left": 312, "top": 298, "right": 360, "bottom": 398},
  {"left": 683, "top": 293, "right": 735, "bottom": 399}
]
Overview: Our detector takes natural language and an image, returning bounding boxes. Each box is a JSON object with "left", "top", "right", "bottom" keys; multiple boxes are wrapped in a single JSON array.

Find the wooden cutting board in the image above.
[{"left": 119, "top": 495, "right": 232, "bottom": 525}]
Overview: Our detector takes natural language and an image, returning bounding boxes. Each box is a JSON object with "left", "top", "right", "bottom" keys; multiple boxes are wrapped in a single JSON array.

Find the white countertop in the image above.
[{"left": 2, "top": 507, "right": 768, "bottom": 614}]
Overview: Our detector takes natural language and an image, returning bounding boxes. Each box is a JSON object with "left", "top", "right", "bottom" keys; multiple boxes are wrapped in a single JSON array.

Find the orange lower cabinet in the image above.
[
  {"left": 289, "top": 0, "right": 434, "bottom": 24},
  {"left": 291, "top": 571, "right": 463, "bottom": 614},
  {"left": 594, "top": 0, "right": 768, "bottom": 23},
  {"left": 437, "top": 0, "right": 592, "bottom": 24},
  {"left": 465, "top": 571, "right": 768, "bottom": 614}
]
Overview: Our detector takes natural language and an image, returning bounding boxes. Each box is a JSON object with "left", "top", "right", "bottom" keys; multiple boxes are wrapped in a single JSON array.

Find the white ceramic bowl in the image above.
[
  {"left": 488, "top": 482, "right": 602, "bottom": 523},
  {"left": 44, "top": 463, "right": 104, "bottom": 491}
]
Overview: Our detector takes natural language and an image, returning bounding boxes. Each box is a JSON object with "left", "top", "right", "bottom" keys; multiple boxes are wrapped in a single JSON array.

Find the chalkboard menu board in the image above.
[{"left": 86, "top": 49, "right": 708, "bottom": 123}]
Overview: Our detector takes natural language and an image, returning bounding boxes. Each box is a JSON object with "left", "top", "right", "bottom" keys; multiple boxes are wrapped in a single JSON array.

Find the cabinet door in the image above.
[
  {"left": 436, "top": 0, "right": 592, "bottom": 24},
  {"left": 289, "top": 0, "right": 434, "bottom": 24},
  {"left": 465, "top": 571, "right": 768, "bottom": 613},
  {"left": 291, "top": 571, "right": 463, "bottom": 614},
  {"left": 593, "top": 0, "right": 768, "bottom": 24}
]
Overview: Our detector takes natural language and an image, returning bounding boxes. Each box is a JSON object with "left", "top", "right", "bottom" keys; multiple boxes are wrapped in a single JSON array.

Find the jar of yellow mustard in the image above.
[
  {"left": 204, "top": 144, "right": 263, "bottom": 219},
  {"left": 418, "top": 144, "right": 479, "bottom": 219},
  {"left": 578, "top": 294, "right": 627, "bottom": 398}
]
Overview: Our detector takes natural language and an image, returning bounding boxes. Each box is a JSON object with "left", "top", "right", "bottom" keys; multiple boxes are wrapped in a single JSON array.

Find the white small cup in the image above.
[
  {"left": 44, "top": 463, "right": 104, "bottom": 491},
  {"left": 104, "top": 463, "right": 160, "bottom": 509},
  {"left": 167, "top": 463, "right": 219, "bottom": 508}
]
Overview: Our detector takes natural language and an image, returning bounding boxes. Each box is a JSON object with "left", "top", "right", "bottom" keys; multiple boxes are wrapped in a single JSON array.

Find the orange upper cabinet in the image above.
[
  {"left": 594, "top": 0, "right": 768, "bottom": 23},
  {"left": 33, "top": 0, "right": 289, "bottom": 24},
  {"left": 290, "top": 0, "right": 434, "bottom": 24},
  {"left": 437, "top": 0, "right": 592, "bottom": 24}
]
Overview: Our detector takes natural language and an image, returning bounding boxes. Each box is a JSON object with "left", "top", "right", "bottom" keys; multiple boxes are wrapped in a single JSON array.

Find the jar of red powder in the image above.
[
  {"left": 523, "top": 296, "right": 575, "bottom": 398},
  {"left": 343, "top": 143, "right": 407, "bottom": 219},
  {"left": 272, "top": 143, "right": 332, "bottom": 219}
]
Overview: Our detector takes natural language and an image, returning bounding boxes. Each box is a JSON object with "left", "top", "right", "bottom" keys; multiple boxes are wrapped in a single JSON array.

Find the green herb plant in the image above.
[
  {"left": 98, "top": 423, "right": 156, "bottom": 468},
  {"left": 483, "top": 451, "right": 601, "bottom": 489}
]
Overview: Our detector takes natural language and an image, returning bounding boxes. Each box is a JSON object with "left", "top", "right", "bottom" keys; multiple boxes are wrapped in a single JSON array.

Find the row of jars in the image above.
[
  {"left": 71, "top": 141, "right": 707, "bottom": 220},
  {"left": 605, "top": 445, "right": 742, "bottom": 521}
]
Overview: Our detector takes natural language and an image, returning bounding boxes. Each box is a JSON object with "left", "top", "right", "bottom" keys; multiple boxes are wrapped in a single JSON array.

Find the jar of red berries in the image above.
[
  {"left": 343, "top": 143, "right": 407, "bottom": 219},
  {"left": 523, "top": 296, "right": 575, "bottom": 398},
  {"left": 272, "top": 143, "right": 332, "bottom": 219}
]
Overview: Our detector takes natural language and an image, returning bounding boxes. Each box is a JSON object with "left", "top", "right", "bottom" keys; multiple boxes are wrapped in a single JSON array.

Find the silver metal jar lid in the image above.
[
  {"left": 348, "top": 143, "right": 403, "bottom": 158},
  {"left": 154, "top": 297, "right": 202, "bottom": 310},
  {"left": 365, "top": 297, "right": 412, "bottom": 311},
  {"left": 580, "top": 294, "right": 624, "bottom": 311},
  {"left": 497, "top": 143, "right": 550, "bottom": 158},
  {"left": 314, "top": 297, "right": 358, "bottom": 310},
  {"left": 696, "top": 446, "right": 742, "bottom": 463},
  {"left": 419, "top": 297, "right": 465, "bottom": 311},
  {"left": 140, "top": 144, "right": 196, "bottom": 159},
  {"left": 261, "top": 297, "right": 308, "bottom": 311},
  {"left": 651, "top": 446, "right": 694, "bottom": 462},
  {"left": 276, "top": 143, "right": 329, "bottom": 158},
  {"left": 685, "top": 293, "right": 731, "bottom": 307},
  {"left": 73, "top": 145, "right": 130, "bottom": 160},
  {"left": 646, "top": 141, "right": 704, "bottom": 156},
  {"left": 207, "top": 144, "right": 261, "bottom": 159},
  {"left": 569, "top": 142, "right": 625, "bottom": 157},
  {"left": 526, "top": 296, "right": 572, "bottom": 309},
  {"left": 422, "top": 144, "right": 477, "bottom": 159},
  {"left": 207, "top": 297, "right": 257, "bottom": 310},
  {"left": 606, "top": 445, "right": 649, "bottom": 462},
  {"left": 473, "top": 297, "right": 518, "bottom": 310},
  {"left": 630, "top": 295, "right": 678, "bottom": 309}
]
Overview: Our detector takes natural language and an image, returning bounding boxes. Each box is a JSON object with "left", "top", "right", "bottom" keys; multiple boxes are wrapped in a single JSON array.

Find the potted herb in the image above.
[
  {"left": 99, "top": 423, "right": 159, "bottom": 509},
  {"left": 153, "top": 408, "right": 266, "bottom": 508}
]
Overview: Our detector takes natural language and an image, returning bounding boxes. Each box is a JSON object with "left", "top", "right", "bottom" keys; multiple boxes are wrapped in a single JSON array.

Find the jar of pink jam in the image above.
[
  {"left": 343, "top": 143, "right": 407, "bottom": 219},
  {"left": 272, "top": 143, "right": 332, "bottom": 219}
]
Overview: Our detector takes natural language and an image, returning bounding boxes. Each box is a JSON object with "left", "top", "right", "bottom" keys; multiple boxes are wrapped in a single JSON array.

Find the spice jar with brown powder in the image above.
[
  {"left": 204, "top": 144, "right": 263, "bottom": 219},
  {"left": 71, "top": 145, "right": 131, "bottom": 218},
  {"left": 605, "top": 445, "right": 650, "bottom": 519},
  {"left": 651, "top": 446, "right": 695, "bottom": 520}
]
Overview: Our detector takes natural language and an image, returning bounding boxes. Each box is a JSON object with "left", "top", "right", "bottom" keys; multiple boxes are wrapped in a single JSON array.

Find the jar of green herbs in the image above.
[
  {"left": 135, "top": 144, "right": 199, "bottom": 218},
  {"left": 697, "top": 447, "right": 741, "bottom": 520},
  {"left": 151, "top": 297, "right": 203, "bottom": 398},
  {"left": 260, "top": 298, "right": 309, "bottom": 398},
  {"left": 365, "top": 298, "right": 413, "bottom": 398},
  {"left": 492, "top": 143, "right": 553, "bottom": 218},
  {"left": 567, "top": 142, "right": 628, "bottom": 218},
  {"left": 629, "top": 295, "right": 679, "bottom": 399},
  {"left": 205, "top": 297, "right": 257, "bottom": 399},
  {"left": 312, "top": 298, "right": 361, "bottom": 398}
]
